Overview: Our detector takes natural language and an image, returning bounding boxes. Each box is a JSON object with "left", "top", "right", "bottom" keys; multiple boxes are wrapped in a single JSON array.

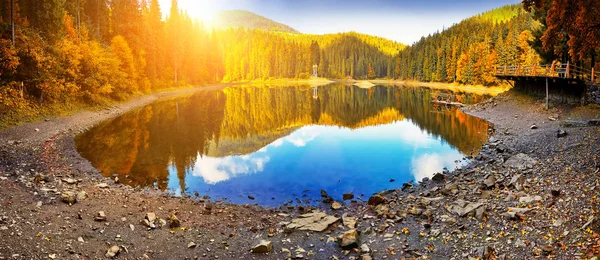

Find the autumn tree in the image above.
[{"left": 523, "top": 0, "right": 600, "bottom": 64}]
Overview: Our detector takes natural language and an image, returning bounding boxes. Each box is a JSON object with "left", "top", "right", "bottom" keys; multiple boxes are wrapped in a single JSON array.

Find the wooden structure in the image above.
[
  {"left": 312, "top": 65, "right": 318, "bottom": 77},
  {"left": 495, "top": 63, "right": 600, "bottom": 108}
]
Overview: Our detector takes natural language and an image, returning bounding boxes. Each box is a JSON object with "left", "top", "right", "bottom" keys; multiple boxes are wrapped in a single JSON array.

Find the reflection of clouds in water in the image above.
[
  {"left": 271, "top": 139, "right": 284, "bottom": 147},
  {"left": 410, "top": 153, "right": 462, "bottom": 181},
  {"left": 285, "top": 127, "right": 320, "bottom": 147},
  {"left": 396, "top": 121, "right": 437, "bottom": 148},
  {"left": 192, "top": 154, "right": 270, "bottom": 184}
]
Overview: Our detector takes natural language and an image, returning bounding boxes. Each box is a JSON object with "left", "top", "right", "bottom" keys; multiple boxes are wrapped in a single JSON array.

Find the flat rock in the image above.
[
  {"left": 519, "top": 195, "right": 542, "bottom": 204},
  {"left": 95, "top": 183, "right": 109, "bottom": 188},
  {"left": 251, "top": 240, "right": 272, "bottom": 254},
  {"left": 286, "top": 211, "right": 340, "bottom": 232},
  {"left": 505, "top": 153, "right": 537, "bottom": 170}
]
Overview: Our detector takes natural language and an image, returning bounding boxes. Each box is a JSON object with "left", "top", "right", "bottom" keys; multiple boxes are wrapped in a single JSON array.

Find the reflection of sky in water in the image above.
[{"left": 167, "top": 120, "right": 466, "bottom": 206}]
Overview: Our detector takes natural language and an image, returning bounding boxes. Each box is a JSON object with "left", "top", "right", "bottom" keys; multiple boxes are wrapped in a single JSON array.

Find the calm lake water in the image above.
[{"left": 76, "top": 84, "right": 490, "bottom": 206}]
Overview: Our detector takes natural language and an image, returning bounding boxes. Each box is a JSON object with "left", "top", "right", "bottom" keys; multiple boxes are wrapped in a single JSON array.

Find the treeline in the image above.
[
  {"left": 0, "top": 0, "right": 221, "bottom": 114},
  {"left": 393, "top": 5, "right": 541, "bottom": 85},
  {"left": 218, "top": 30, "right": 404, "bottom": 81}
]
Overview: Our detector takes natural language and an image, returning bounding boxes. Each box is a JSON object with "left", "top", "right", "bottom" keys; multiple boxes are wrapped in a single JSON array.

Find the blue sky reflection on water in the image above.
[{"left": 167, "top": 120, "right": 465, "bottom": 206}]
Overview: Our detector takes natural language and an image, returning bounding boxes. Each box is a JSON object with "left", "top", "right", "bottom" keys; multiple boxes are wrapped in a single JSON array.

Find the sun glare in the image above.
[{"left": 180, "top": 0, "right": 218, "bottom": 25}]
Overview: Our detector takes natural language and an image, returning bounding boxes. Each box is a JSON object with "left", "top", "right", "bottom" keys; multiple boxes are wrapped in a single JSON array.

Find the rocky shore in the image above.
[{"left": 0, "top": 88, "right": 599, "bottom": 259}]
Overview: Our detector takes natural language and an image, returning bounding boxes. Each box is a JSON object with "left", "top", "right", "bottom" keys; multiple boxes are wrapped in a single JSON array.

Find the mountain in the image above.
[{"left": 215, "top": 10, "right": 300, "bottom": 34}]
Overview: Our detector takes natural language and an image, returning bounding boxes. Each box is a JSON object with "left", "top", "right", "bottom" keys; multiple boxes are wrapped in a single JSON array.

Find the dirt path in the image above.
[{"left": 0, "top": 88, "right": 599, "bottom": 259}]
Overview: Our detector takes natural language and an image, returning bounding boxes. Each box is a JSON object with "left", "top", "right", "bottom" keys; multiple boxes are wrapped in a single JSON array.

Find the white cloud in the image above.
[{"left": 192, "top": 154, "right": 270, "bottom": 184}]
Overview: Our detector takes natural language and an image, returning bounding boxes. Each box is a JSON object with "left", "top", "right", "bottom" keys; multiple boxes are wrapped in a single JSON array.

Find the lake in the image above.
[{"left": 75, "top": 83, "right": 490, "bottom": 206}]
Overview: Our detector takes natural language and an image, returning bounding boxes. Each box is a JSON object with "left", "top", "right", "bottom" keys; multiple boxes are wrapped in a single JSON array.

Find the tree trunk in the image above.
[{"left": 11, "top": 0, "right": 15, "bottom": 46}]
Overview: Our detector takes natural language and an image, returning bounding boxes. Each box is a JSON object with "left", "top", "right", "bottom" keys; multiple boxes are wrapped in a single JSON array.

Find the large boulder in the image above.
[
  {"left": 504, "top": 153, "right": 537, "bottom": 170},
  {"left": 251, "top": 240, "right": 272, "bottom": 254},
  {"left": 286, "top": 211, "right": 339, "bottom": 232}
]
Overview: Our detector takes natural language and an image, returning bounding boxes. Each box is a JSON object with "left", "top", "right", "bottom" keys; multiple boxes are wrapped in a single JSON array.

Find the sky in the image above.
[{"left": 158, "top": 0, "right": 521, "bottom": 44}]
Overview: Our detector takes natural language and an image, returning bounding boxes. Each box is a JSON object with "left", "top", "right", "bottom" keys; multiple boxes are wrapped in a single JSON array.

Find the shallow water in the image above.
[{"left": 76, "top": 83, "right": 489, "bottom": 206}]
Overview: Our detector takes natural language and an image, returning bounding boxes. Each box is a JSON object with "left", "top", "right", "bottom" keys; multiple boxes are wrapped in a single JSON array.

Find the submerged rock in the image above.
[{"left": 343, "top": 193, "right": 354, "bottom": 200}]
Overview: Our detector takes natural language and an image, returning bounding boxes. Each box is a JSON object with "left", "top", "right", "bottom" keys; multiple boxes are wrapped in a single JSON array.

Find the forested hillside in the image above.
[{"left": 393, "top": 5, "right": 541, "bottom": 85}]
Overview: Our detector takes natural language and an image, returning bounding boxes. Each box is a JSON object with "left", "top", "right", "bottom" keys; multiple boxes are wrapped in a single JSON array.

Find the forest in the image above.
[{"left": 0, "top": 0, "right": 598, "bottom": 122}]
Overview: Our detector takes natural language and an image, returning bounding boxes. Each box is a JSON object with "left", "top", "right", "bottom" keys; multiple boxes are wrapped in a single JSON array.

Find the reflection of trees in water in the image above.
[{"left": 76, "top": 84, "right": 488, "bottom": 192}]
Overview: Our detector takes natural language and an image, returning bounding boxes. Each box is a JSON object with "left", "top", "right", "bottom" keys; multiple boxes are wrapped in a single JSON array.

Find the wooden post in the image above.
[
  {"left": 546, "top": 77, "right": 549, "bottom": 110},
  {"left": 566, "top": 62, "right": 570, "bottom": 78},
  {"left": 517, "top": 65, "right": 521, "bottom": 75},
  {"left": 551, "top": 62, "right": 555, "bottom": 77},
  {"left": 533, "top": 65, "right": 537, "bottom": 76},
  {"left": 592, "top": 67, "right": 595, "bottom": 83}
]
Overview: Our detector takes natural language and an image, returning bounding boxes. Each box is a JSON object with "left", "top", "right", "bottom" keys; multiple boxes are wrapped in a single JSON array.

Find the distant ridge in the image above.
[{"left": 215, "top": 10, "right": 300, "bottom": 34}]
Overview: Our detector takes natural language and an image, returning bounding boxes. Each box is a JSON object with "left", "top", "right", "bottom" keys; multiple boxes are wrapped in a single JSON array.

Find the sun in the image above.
[{"left": 179, "top": 0, "right": 218, "bottom": 25}]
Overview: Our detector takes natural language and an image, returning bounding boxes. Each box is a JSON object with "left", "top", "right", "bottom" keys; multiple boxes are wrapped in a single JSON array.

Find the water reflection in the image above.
[{"left": 76, "top": 84, "right": 490, "bottom": 206}]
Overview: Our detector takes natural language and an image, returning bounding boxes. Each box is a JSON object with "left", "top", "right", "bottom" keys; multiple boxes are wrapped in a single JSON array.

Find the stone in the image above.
[
  {"left": 530, "top": 124, "right": 538, "bottom": 129},
  {"left": 95, "top": 211, "right": 107, "bottom": 221},
  {"left": 105, "top": 245, "right": 120, "bottom": 258},
  {"left": 431, "top": 173, "right": 445, "bottom": 182},
  {"left": 483, "top": 175, "right": 496, "bottom": 188},
  {"left": 169, "top": 213, "right": 181, "bottom": 228},
  {"left": 440, "top": 215, "right": 456, "bottom": 225},
  {"left": 342, "top": 214, "right": 358, "bottom": 229},
  {"left": 542, "top": 245, "right": 553, "bottom": 255},
  {"left": 505, "top": 153, "right": 537, "bottom": 170},
  {"left": 519, "top": 195, "right": 542, "bottom": 204},
  {"left": 61, "top": 191, "right": 77, "bottom": 204},
  {"left": 361, "top": 255, "right": 373, "bottom": 260},
  {"left": 360, "top": 244, "right": 370, "bottom": 254},
  {"left": 473, "top": 245, "right": 495, "bottom": 259},
  {"left": 367, "top": 195, "right": 387, "bottom": 206},
  {"left": 557, "top": 129, "right": 567, "bottom": 138},
  {"left": 187, "top": 242, "right": 197, "bottom": 248},
  {"left": 63, "top": 178, "right": 78, "bottom": 184},
  {"left": 77, "top": 237, "right": 84, "bottom": 243},
  {"left": 343, "top": 193, "right": 354, "bottom": 200},
  {"left": 76, "top": 191, "right": 88, "bottom": 201},
  {"left": 247, "top": 195, "right": 255, "bottom": 200},
  {"left": 501, "top": 207, "right": 532, "bottom": 220},
  {"left": 331, "top": 201, "right": 343, "bottom": 210},
  {"left": 508, "top": 174, "right": 525, "bottom": 191},
  {"left": 251, "top": 240, "right": 272, "bottom": 254},
  {"left": 96, "top": 183, "right": 109, "bottom": 188},
  {"left": 320, "top": 190, "right": 328, "bottom": 198},
  {"left": 340, "top": 229, "right": 359, "bottom": 249},
  {"left": 446, "top": 200, "right": 484, "bottom": 217},
  {"left": 374, "top": 204, "right": 390, "bottom": 217},
  {"left": 146, "top": 213, "right": 156, "bottom": 222},
  {"left": 286, "top": 211, "right": 340, "bottom": 232}
]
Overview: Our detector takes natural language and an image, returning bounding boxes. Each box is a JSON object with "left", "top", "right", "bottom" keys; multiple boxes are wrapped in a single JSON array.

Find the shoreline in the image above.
[{"left": 0, "top": 85, "right": 599, "bottom": 259}]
